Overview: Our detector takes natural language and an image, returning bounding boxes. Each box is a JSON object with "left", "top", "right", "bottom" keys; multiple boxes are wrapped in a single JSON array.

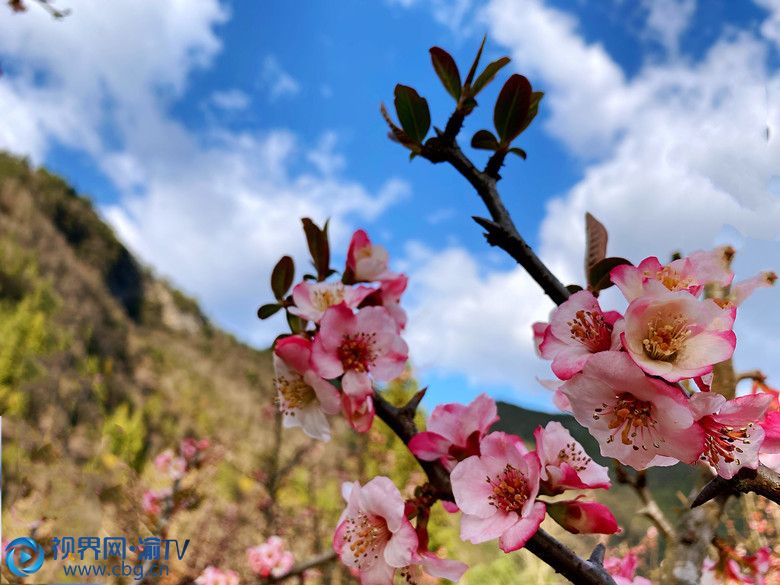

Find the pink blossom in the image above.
[
  {"left": 759, "top": 411, "right": 780, "bottom": 472},
  {"left": 546, "top": 498, "right": 620, "bottom": 535},
  {"left": 561, "top": 352, "right": 703, "bottom": 469},
  {"left": 621, "top": 288, "right": 736, "bottom": 382},
  {"left": 408, "top": 394, "right": 499, "bottom": 471},
  {"left": 604, "top": 553, "right": 652, "bottom": 585},
  {"left": 247, "top": 536, "right": 295, "bottom": 578},
  {"left": 611, "top": 248, "right": 734, "bottom": 302},
  {"left": 142, "top": 488, "right": 171, "bottom": 517},
  {"left": 195, "top": 567, "right": 239, "bottom": 585},
  {"left": 377, "top": 273, "right": 408, "bottom": 331},
  {"left": 450, "top": 432, "right": 545, "bottom": 553},
  {"left": 538, "top": 291, "right": 622, "bottom": 380},
  {"left": 690, "top": 393, "right": 772, "bottom": 479},
  {"left": 180, "top": 437, "right": 209, "bottom": 464},
  {"left": 347, "top": 230, "right": 391, "bottom": 282},
  {"left": 411, "top": 551, "right": 468, "bottom": 583},
  {"left": 274, "top": 335, "right": 342, "bottom": 441},
  {"left": 154, "top": 449, "right": 187, "bottom": 480},
  {"left": 537, "top": 378, "right": 572, "bottom": 413},
  {"left": 531, "top": 321, "right": 548, "bottom": 355},
  {"left": 333, "top": 477, "right": 418, "bottom": 585},
  {"left": 289, "top": 281, "right": 373, "bottom": 322},
  {"left": 533, "top": 421, "right": 610, "bottom": 494},
  {"left": 312, "top": 304, "right": 408, "bottom": 399},
  {"left": 342, "top": 393, "right": 375, "bottom": 433},
  {"left": 730, "top": 271, "right": 777, "bottom": 307}
]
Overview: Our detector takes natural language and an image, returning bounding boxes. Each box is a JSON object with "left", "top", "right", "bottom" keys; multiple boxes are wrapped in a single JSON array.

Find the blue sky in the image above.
[{"left": 1, "top": 0, "right": 779, "bottom": 412}]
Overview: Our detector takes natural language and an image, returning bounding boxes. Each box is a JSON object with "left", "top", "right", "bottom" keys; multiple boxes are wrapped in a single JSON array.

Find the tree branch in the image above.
[
  {"left": 735, "top": 369, "right": 766, "bottom": 384},
  {"left": 372, "top": 392, "right": 616, "bottom": 585},
  {"left": 691, "top": 465, "right": 780, "bottom": 508},
  {"left": 266, "top": 551, "right": 337, "bottom": 583},
  {"left": 419, "top": 135, "right": 570, "bottom": 306},
  {"left": 615, "top": 466, "right": 677, "bottom": 540}
]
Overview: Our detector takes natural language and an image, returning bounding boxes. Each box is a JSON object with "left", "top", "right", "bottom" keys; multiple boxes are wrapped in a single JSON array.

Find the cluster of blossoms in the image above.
[
  {"left": 247, "top": 536, "right": 295, "bottom": 579},
  {"left": 604, "top": 552, "right": 652, "bottom": 585},
  {"left": 703, "top": 541, "right": 779, "bottom": 584},
  {"left": 194, "top": 536, "right": 297, "bottom": 585},
  {"left": 264, "top": 226, "right": 620, "bottom": 585},
  {"left": 195, "top": 566, "right": 240, "bottom": 585},
  {"left": 333, "top": 396, "right": 619, "bottom": 584},
  {"left": 534, "top": 248, "right": 778, "bottom": 478},
  {"left": 272, "top": 229, "right": 409, "bottom": 441},
  {"left": 142, "top": 438, "right": 209, "bottom": 519}
]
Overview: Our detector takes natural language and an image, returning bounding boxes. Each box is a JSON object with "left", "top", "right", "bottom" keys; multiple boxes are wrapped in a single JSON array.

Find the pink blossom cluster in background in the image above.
[
  {"left": 247, "top": 536, "right": 295, "bottom": 578},
  {"left": 533, "top": 248, "right": 779, "bottom": 478},
  {"left": 703, "top": 540, "right": 779, "bottom": 584},
  {"left": 195, "top": 566, "right": 240, "bottom": 585},
  {"left": 142, "top": 438, "right": 209, "bottom": 519}
]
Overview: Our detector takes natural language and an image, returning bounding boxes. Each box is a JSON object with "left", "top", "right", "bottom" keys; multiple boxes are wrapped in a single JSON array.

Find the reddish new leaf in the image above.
[
  {"left": 430, "top": 47, "right": 462, "bottom": 100},
  {"left": 584, "top": 212, "right": 608, "bottom": 276},
  {"left": 471, "top": 56, "right": 511, "bottom": 97},
  {"left": 271, "top": 255, "right": 295, "bottom": 300},
  {"left": 471, "top": 129, "right": 501, "bottom": 151},
  {"left": 394, "top": 85, "right": 431, "bottom": 144},
  {"left": 493, "top": 74, "right": 533, "bottom": 144}
]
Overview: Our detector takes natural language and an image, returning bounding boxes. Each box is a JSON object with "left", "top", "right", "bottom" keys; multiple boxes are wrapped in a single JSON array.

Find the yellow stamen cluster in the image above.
[
  {"left": 338, "top": 333, "right": 377, "bottom": 372},
  {"left": 642, "top": 312, "right": 691, "bottom": 361},
  {"left": 274, "top": 374, "right": 316, "bottom": 414},
  {"left": 556, "top": 441, "right": 592, "bottom": 472},
  {"left": 486, "top": 464, "right": 529, "bottom": 513},
  {"left": 312, "top": 284, "right": 345, "bottom": 312},
  {"left": 568, "top": 310, "right": 612, "bottom": 352},
  {"left": 594, "top": 393, "right": 661, "bottom": 451},
  {"left": 342, "top": 513, "right": 390, "bottom": 568}
]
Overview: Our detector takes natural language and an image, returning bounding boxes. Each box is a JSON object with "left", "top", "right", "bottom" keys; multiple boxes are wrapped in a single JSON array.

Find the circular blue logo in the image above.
[{"left": 5, "top": 537, "right": 45, "bottom": 577}]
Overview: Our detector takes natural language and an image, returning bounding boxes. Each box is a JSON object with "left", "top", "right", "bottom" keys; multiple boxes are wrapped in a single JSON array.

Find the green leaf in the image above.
[
  {"left": 470, "top": 56, "right": 510, "bottom": 97},
  {"left": 286, "top": 311, "right": 306, "bottom": 334},
  {"left": 270, "top": 255, "right": 294, "bottom": 300},
  {"left": 430, "top": 47, "right": 461, "bottom": 100},
  {"left": 394, "top": 85, "right": 431, "bottom": 144},
  {"left": 463, "top": 35, "right": 486, "bottom": 89},
  {"left": 471, "top": 129, "right": 500, "bottom": 151},
  {"left": 517, "top": 91, "right": 544, "bottom": 136},
  {"left": 588, "top": 257, "right": 633, "bottom": 292},
  {"left": 301, "top": 218, "right": 331, "bottom": 281},
  {"left": 257, "top": 303, "right": 282, "bottom": 320},
  {"left": 494, "top": 74, "right": 532, "bottom": 144},
  {"left": 508, "top": 147, "right": 527, "bottom": 159}
]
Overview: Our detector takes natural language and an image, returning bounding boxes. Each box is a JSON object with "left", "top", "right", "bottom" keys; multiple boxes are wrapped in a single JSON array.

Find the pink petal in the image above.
[
  {"left": 383, "top": 519, "right": 418, "bottom": 568},
  {"left": 460, "top": 511, "right": 517, "bottom": 544},
  {"left": 274, "top": 335, "right": 312, "bottom": 374},
  {"left": 450, "top": 457, "right": 496, "bottom": 518},
  {"left": 342, "top": 369, "right": 372, "bottom": 399},
  {"left": 497, "top": 502, "right": 546, "bottom": 552},
  {"left": 408, "top": 432, "right": 451, "bottom": 461},
  {"left": 359, "top": 477, "right": 405, "bottom": 532},
  {"left": 311, "top": 335, "right": 344, "bottom": 379},
  {"left": 419, "top": 552, "right": 468, "bottom": 582}
]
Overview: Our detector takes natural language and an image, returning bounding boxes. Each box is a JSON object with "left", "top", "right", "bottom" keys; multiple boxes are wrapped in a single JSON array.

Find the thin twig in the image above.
[
  {"left": 615, "top": 466, "right": 677, "bottom": 540},
  {"left": 735, "top": 369, "right": 766, "bottom": 384}
]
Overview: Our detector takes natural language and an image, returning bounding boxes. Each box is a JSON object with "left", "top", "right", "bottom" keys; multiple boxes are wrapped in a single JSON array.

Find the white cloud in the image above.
[
  {"left": 260, "top": 55, "right": 300, "bottom": 101},
  {"left": 642, "top": 0, "right": 696, "bottom": 56},
  {"left": 400, "top": 0, "right": 780, "bottom": 407},
  {"left": 209, "top": 88, "right": 251, "bottom": 111},
  {"left": 0, "top": 1, "right": 407, "bottom": 347}
]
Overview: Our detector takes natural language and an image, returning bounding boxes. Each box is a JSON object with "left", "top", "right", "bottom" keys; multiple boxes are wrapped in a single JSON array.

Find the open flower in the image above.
[
  {"left": 546, "top": 498, "right": 620, "bottom": 535},
  {"left": 451, "top": 432, "right": 545, "bottom": 553},
  {"left": 730, "top": 271, "right": 777, "bottom": 307},
  {"left": 289, "top": 281, "right": 373, "bottom": 323},
  {"left": 347, "top": 229, "right": 392, "bottom": 282},
  {"left": 409, "top": 393, "right": 499, "bottom": 471},
  {"left": 312, "top": 304, "right": 408, "bottom": 399},
  {"left": 561, "top": 352, "right": 703, "bottom": 469},
  {"left": 333, "top": 477, "right": 418, "bottom": 585},
  {"left": 533, "top": 421, "right": 610, "bottom": 494},
  {"left": 689, "top": 393, "right": 772, "bottom": 479},
  {"left": 342, "top": 393, "right": 376, "bottom": 433},
  {"left": 611, "top": 248, "right": 734, "bottom": 302},
  {"left": 274, "top": 335, "right": 342, "bottom": 441},
  {"left": 538, "top": 290, "right": 622, "bottom": 380},
  {"left": 621, "top": 288, "right": 736, "bottom": 382}
]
